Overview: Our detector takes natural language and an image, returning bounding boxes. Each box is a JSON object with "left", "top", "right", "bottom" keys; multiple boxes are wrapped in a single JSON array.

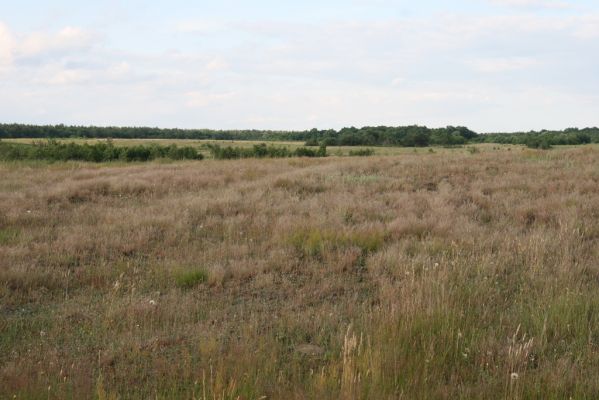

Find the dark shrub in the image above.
[{"left": 349, "top": 148, "right": 374, "bottom": 156}]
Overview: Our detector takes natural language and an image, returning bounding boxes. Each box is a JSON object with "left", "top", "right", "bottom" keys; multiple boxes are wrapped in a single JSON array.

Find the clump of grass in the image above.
[
  {"left": 344, "top": 230, "right": 386, "bottom": 253},
  {"left": 0, "top": 227, "right": 20, "bottom": 245},
  {"left": 289, "top": 227, "right": 386, "bottom": 257},
  {"left": 340, "top": 174, "right": 380, "bottom": 184},
  {"left": 174, "top": 268, "right": 208, "bottom": 289},
  {"left": 288, "top": 228, "right": 335, "bottom": 257}
]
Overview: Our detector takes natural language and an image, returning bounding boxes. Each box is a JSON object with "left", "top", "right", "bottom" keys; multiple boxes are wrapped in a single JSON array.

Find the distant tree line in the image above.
[
  {"left": 304, "top": 126, "right": 478, "bottom": 147},
  {"left": 0, "top": 140, "right": 202, "bottom": 162},
  {"left": 1, "top": 123, "right": 598, "bottom": 148},
  {"left": 476, "top": 128, "right": 598, "bottom": 148},
  {"left": 0, "top": 124, "right": 302, "bottom": 141},
  {"left": 0, "top": 123, "right": 477, "bottom": 147}
]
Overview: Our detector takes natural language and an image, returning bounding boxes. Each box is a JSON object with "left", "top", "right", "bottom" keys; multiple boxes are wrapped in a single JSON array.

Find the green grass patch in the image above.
[
  {"left": 174, "top": 268, "right": 208, "bottom": 289},
  {"left": 0, "top": 227, "right": 20, "bottom": 245},
  {"left": 289, "top": 227, "right": 386, "bottom": 258}
]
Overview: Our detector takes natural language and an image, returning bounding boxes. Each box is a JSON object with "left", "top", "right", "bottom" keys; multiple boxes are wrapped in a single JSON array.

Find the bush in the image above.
[
  {"left": 317, "top": 144, "right": 327, "bottom": 157},
  {"left": 525, "top": 137, "right": 552, "bottom": 149},
  {"left": 206, "top": 143, "right": 326, "bottom": 159},
  {"left": 349, "top": 148, "right": 375, "bottom": 157},
  {"left": 167, "top": 145, "right": 199, "bottom": 160}
]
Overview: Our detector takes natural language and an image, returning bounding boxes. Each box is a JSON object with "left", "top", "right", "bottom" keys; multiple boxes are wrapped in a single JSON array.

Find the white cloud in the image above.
[
  {"left": 107, "top": 61, "right": 131, "bottom": 77},
  {"left": 391, "top": 77, "right": 405, "bottom": 87},
  {"left": 490, "top": 0, "right": 571, "bottom": 9},
  {"left": 44, "top": 67, "right": 93, "bottom": 85},
  {"left": 467, "top": 57, "right": 538, "bottom": 73},
  {"left": 0, "top": 22, "right": 15, "bottom": 69},
  {"left": 185, "top": 91, "right": 236, "bottom": 108},
  {"left": 0, "top": 23, "right": 96, "bottom": 71},
  {"left": 572, "top": 15, "right": 599, "bottom": 38},
  {"left": 175, "top": 20, "right": 227, "bottom": 34},
  {"left": 204, "top": 57, "right": 229, "bottom": 72},
  {"left": 18, "top": 26, "right": 95, "bottom": 59}
]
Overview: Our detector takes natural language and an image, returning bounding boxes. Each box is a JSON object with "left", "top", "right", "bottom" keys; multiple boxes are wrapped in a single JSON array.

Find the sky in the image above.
[{"left": 1, "top": 0, "right": 598, "bottom": 132}]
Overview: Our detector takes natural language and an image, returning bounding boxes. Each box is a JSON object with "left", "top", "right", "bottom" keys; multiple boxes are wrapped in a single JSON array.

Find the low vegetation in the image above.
[
  {"left": 205, "top": 143, "right": 327, "bottom": 159},
  {"left": 1, "top": 145, "right": 599, "bottom": 398},
  {"left": 0, "top": 141, "right": 330, "bottom": 163},
  {"left": 348, "top": 148, "right": 375, "bottom": 157},
  {"left": 0, "top": 140, "right": 202, "bottom": 162}
]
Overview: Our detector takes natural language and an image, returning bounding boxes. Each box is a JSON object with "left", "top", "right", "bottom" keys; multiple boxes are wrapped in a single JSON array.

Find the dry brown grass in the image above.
[{"left": 1, "top": 146, "right": 599, "bottom": 399}]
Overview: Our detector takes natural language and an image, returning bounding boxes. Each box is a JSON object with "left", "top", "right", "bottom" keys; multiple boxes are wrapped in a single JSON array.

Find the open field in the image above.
[{"left": 1, "top": 146, "right": 599, "bottom": 398}]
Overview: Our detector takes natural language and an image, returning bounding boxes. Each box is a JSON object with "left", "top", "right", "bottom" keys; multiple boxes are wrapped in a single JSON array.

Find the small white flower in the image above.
[
  {"left": 26, "top": 210, "right": 32, "bottom": 214},
  {"left": 510, "top": 372, "right": 519, "bottom": 380},
  {"left": 149, "top": 299, "right": 157, "bottom": 306},
  {"left": 434, "top": 262, "right": 439, "bottom": 267}
]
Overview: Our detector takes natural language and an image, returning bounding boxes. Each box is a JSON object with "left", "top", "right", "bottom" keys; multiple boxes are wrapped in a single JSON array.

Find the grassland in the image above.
[{"left": 1, "top": 144, "right": 599, "bottom": 399}]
